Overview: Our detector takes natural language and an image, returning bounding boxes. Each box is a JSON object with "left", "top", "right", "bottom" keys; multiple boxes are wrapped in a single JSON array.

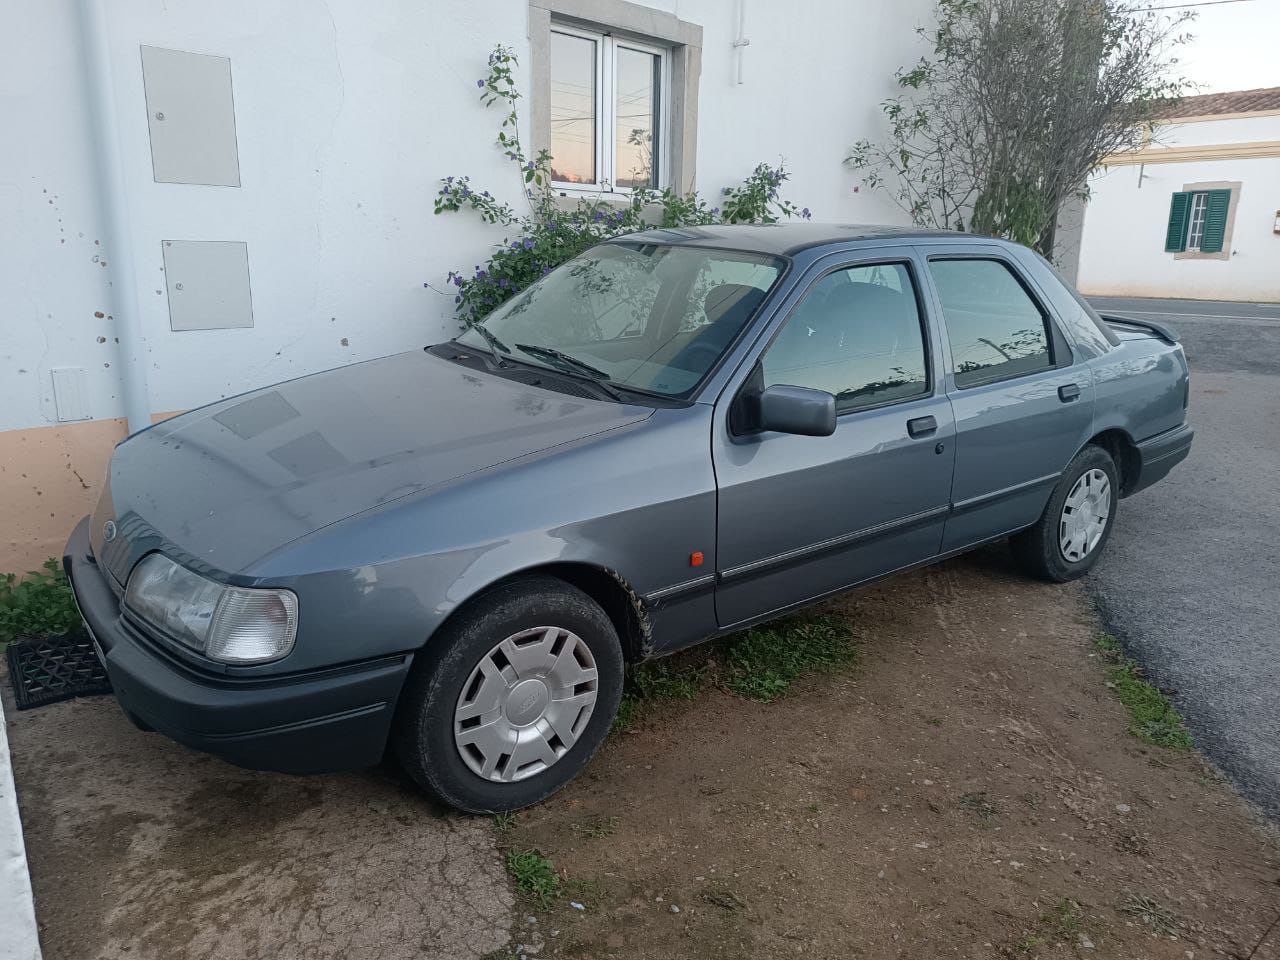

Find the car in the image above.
[{"left": 64, "top": 224, "right": 1193, "bottom": 813}]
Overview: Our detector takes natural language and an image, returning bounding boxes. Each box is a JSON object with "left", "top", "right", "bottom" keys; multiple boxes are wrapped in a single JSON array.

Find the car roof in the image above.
[{"left": 607, "top": 222, "right": 975, "bottom": 257}]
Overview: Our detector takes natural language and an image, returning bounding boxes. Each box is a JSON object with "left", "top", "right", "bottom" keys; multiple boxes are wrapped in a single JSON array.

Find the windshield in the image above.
[{"left": 456, "top": 242, "right": 786, "bottom": 398}]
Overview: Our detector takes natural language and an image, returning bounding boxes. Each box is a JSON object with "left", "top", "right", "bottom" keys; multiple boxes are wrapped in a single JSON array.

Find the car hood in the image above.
[{"left": 92, "top": 350, "right": 651, "bottom": 579}]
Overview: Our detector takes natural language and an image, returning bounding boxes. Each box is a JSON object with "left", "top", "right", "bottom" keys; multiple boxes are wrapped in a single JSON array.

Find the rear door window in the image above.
[{"left": 928, "top": 258, "right": 1054, "bottom": 388}]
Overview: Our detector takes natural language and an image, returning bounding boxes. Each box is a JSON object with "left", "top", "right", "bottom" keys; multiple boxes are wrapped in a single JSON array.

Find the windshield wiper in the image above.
[
  {"left": 467, "top": 324, "right": 512, "bottom": 367},
  {"left": 514, "top": 344, "right": 627, "bottom": 402}
]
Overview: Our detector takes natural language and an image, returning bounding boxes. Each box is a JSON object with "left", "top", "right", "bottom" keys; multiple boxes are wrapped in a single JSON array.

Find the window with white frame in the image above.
[
  {"left": 549, "top": 23, "right": 667, "bottom": 192},
  {"left": 1186, "top": 191, "right": 1209, "bottom": 251}
]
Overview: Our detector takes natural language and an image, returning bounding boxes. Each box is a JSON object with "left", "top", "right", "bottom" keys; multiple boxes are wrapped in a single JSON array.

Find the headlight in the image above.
[{"left": 124, "top": 554, "right": 298, "bottom": 664}]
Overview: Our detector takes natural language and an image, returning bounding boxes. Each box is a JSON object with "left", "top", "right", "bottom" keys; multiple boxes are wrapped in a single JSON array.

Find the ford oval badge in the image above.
[{"left": 103, "top": 520, "right": 118, "bottom": 543}]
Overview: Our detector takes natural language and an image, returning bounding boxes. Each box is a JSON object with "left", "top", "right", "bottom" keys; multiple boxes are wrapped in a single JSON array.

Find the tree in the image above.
[{"left": 847, "top": 0, "right": 1193, "bottom": 256}]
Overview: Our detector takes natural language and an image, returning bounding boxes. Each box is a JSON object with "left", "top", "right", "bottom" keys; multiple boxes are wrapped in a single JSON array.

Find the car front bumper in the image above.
[{"left": 62, "top": 516, "right": 413, "bottom": 774}]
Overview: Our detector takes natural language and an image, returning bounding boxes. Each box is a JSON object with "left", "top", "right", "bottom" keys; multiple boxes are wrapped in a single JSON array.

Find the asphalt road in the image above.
[{"left": 1087, "top": 296, "right": 1280, "bottom": 820}]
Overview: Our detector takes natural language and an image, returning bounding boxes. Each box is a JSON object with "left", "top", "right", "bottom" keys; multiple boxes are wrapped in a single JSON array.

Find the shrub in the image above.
[
  {"left": 431, "top": 44, "right": 811, "bottom": 323},
  {"left": 0, "top": 558, "right": 80, "bottom": 647}
]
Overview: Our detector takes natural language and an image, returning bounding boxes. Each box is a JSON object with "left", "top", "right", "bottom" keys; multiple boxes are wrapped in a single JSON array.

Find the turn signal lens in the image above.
[{"left": 125, "top": 553, "right": 298, "bottom": 664}]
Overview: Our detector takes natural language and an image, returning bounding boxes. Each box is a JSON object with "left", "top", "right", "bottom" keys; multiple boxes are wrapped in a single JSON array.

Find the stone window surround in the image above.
[
  {"left": 528, "top": 0, "right": 702, "bottom": 197},
  {"left": 1174, "top": 180, "right": 1242, "bottom": 262}
]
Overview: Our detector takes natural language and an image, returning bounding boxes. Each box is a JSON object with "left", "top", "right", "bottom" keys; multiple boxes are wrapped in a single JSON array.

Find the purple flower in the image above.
[
  {"left": 477, "top": 79, "right": 486, "bottom": 88},
  {"left": 801, "top": 207, "right": 812, "bottom": 220},
  {"left": 711, "top": 207, "right": 720, "bottom": 215},
  {"left": 453, "top": 275, "right": 463, "bottom": 287},
  {"left": 523, "top": 237, "right": 535, "bottom": 249},
  {"left": 499, "top": 278, "right": 510, "bottom": 289},
  {"left": 593, "top": 211, "right": 604, "bottom": 222},
  {"left": 476, "top": 269, "right": 487, "bottom": 280}
]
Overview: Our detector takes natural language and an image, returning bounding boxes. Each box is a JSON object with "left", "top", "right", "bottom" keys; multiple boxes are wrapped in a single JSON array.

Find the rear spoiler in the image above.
[{"left": 1099, "top": 313, "right": 1180, "bottom": 345}]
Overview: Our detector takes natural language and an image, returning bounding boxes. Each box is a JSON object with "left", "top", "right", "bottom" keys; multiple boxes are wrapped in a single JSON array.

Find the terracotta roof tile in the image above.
[{"left": 1155, "top": 86, "right": 1280, "bottom": 119}]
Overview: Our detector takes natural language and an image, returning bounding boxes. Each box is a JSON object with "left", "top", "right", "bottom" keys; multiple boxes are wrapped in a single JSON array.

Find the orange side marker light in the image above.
[{"left": 690, "top": 551, "right": 704, "bottom": 567}]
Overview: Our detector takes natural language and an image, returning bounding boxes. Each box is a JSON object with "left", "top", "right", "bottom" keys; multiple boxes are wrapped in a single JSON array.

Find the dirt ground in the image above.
[
  {"left": 503, "top": 549, "right": 1280, "bottom": 959},
  {"left": 6, "top": 547, "right": 1280, "bottom": 959}
]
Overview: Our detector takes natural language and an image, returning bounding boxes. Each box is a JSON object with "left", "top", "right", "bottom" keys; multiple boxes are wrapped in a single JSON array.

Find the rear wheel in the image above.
[
  {"left": 394, "top": 576, "right": 624, "bottom": 813},
  {"left": 1012, "top": 444, "right": 1118, "bottom": 582}
]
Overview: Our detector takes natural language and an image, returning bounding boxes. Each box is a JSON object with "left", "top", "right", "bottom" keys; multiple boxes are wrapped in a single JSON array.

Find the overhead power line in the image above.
[{"left": 1128, "top": 0, "right": 1256, "bottom": 11}]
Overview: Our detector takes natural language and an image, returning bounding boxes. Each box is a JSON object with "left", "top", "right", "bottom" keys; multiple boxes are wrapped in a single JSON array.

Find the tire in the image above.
[
  {"left": 393, "top": 575, "right": 624, "bottom": 814},
  {"left": 1012, "top": 444, "right": 1119, "bottom": 583}
]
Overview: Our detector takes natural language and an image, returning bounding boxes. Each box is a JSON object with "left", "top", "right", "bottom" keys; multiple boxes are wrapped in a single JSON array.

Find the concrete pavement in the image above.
[{"left": 1088, "top": 296, "right": 1280, "bottom": 820}]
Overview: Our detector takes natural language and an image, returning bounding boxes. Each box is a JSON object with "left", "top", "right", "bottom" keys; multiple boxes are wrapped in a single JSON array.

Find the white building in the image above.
[
  {"left": 0, "top": 0, "right": 931, "bottom": 575},
  {"left": 1075, "top": 87, "right": 1280, "bottom": 302}
]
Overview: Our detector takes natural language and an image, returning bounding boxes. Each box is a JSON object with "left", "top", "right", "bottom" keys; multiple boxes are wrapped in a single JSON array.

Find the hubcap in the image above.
[
  {"left": 454, "top": 626, "right": 598, "bottom": 783},
  {"left": 1059, "top": 468, "right": 1112, "bottom": 563}
]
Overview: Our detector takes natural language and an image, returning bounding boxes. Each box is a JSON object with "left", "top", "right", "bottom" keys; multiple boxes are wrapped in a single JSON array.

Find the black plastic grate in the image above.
[{"left": 6, "top": 630, "right": 112, "bottom": 710}]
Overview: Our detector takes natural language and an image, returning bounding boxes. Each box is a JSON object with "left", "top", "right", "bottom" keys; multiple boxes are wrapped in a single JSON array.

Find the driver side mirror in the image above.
[{"left": 757, "top": 384, "right": 837, "bottom": 437}]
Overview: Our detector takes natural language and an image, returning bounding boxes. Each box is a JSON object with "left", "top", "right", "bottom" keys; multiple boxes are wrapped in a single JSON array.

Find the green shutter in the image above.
[
  {"left": 1164, "top": 192, "right": 1191, "bottom": 252},
  {"left": 1198, "top": 189, "right": 1232, "bottom": 253}
]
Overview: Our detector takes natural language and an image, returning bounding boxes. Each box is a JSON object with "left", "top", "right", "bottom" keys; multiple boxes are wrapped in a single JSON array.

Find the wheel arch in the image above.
[
  {"left": 1084, "top": 427, "right": 1140, "bottom": 496},
  {"left": 425, "top": 561, "right": 653, "bottom": 664}
]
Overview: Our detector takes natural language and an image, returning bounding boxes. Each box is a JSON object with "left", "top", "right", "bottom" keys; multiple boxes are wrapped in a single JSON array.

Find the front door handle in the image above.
[
  {"left": 907, "top": 415, "right": 938, "bottom": 438},
  {"left": 1058, "top": 383, "right": 1081, "bottom": 403}
]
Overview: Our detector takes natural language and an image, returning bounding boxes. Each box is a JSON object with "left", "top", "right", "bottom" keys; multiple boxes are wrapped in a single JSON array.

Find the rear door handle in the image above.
[
  {"left": 1058, "top": 383, "right": 1081, "bottom": 403},
  {"left": 907, "top": 415, "right": 937, "bottom": 438}
]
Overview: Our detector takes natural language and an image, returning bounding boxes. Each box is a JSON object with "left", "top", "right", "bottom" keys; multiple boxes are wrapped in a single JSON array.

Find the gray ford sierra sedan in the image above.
[{"left": 65, "top": 224, "right": 1193, "bottom": 812}]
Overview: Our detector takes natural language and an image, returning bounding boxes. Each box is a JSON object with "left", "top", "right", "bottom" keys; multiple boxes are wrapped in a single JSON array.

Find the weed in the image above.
[
  {"left": 630, "top": 659, "right": 706, "bottom": 701},
  {"left": 612, "top": 653, "right": 710, "bottom": 732},
  {"left": 959, "top": 791, "right": 998, "bottom": 824},
  {"left": 699, "top": 885, "right": 747, "bottom": 911},
  {"left": 926, "top": 716, "right": 944, "bottom": 727},
  {"left": 1119, "top": 892, "right": 1177, "bottom": 935},
  {"left": 1011, "top": 933, "right": 1040, "bottom": 955},
  {"left": 493, "top": 811, "right": 517, "bottom": 836},
  {"left": 574, "top": 815, "right": 618, "bottom": 840},
  {"left": 0, "top": 559, "right": 80, "bottom": 648},
  {"left": 563, "top": 876, "right": 604, "bottom": 907},
  {"left": 719, "top": 615, "right": 857, "bottom": 702},
  {"left": 1043, "top": 898, "right": 1083, "bottom": 940},
  {"left": 505, "top": 849, "right": 560, "bottom": 907},
  {"left": 1094, "top": 633, "right": 1193, "bottom": 751}
]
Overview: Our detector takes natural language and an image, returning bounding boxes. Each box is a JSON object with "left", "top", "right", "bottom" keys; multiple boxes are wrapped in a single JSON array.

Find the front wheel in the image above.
[
  {"left": 1012, "top": 444, "right": 1119, "bottom": 583},
  {"left": 394, "top": 576, "right": 624, "bottom": 813}
]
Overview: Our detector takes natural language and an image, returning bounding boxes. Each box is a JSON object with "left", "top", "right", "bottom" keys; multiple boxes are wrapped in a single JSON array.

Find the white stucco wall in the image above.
[
  {"left": 1076, "top": 114, "right": 1280, "bottom": 302},
  {"left": 0, "top": 0, "right": 932, "bottom": 435}
]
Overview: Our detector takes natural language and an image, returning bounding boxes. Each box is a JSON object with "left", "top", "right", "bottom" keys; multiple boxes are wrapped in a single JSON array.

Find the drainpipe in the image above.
[
  {"left": 733, "top": 0, "right": 750, "bottom": 85},
  {"left": 75, "top": 0, "right": 152, "bottom": 434}
]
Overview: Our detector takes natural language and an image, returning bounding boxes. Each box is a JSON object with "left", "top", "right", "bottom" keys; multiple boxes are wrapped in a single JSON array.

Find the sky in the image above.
[{"left": 1164, "top": 0, "right": 1280, "bottom": 93}]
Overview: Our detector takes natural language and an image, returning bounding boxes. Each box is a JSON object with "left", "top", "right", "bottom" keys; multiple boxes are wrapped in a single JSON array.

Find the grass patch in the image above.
[
  {"left": 0, "top": 559, "right": 79, "bottom": 649},
  {"left": 1094, "top": 633, "right": 1193, "bottom": 751},
  {"left": 573, "top": 815, "right": 618, "bottom": 840},
  {"left": 719, "top": 615, "right": 857, "bottom": 702},
  {"left": 492, "top": 811, "right": 517, "bottom": 836},
  {"left": 959, "top": 791, "right": 998, "bottom": 825},
  {"left": 1119, "top": 892, "right": 1177, "bottom": 935},
  {"left": 1042, "top": 898, "right": 1083, "bottom": 940},
  {"left": 611, "top": 614, "right": 859, "bottom": 730},
  {"left": 505, "top": 849, "right": 561, "bottom": 907},
  {"left": 612, "top": 653, "right": 711, "bottom": 732}
]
